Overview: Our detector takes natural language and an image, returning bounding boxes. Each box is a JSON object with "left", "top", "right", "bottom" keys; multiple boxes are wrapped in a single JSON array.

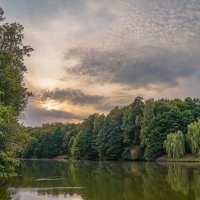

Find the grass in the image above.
[{"left": 157, "top": 154, "right": 200, "bottom": 163}]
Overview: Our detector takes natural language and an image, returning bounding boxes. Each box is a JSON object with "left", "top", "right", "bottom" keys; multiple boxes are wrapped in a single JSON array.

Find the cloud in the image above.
[
  {"left": 23, "top": 104, "right": 85, "bottom": 126},
  {"left": 39, "top": 88, "right": 105, "bottom": 105},
  {"left": 65, "top": 45, "right": 200, "bottom": 88},
  {"left": 3, "top": 0, "right": 200, "bottom": 126},
  {"left": 37, "top": 88, "right": 117, "bottom": 112},
  {"left": 104, "top": 0, "right": 200, "bottom": 47}
]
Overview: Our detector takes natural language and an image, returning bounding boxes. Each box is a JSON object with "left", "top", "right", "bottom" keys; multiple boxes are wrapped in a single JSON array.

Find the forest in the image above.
[
  {"left": 23, "top": 97, "right": 200, "bottom": 161},
  {"left": 1, "top": 6, "right": 200, "bottom": 183}
]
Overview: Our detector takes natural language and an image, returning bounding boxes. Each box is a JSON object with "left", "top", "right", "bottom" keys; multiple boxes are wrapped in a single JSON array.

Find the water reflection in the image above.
[
  {"left": 166, "top": 165, "right": 189, "bottom": 196},
  {"left": 1, "top": 160, "right": 200, "bottom": 200}
]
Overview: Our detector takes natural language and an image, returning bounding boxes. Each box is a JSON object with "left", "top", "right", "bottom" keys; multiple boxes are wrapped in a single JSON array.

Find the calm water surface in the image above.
[{"left": 1, "top": 160, "right": 200, "bottom": 200}]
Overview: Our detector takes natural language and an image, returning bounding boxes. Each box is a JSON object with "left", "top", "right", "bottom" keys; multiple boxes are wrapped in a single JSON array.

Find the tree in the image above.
[
  {"left": 140, "top": 98, "right": 155, "bottom": 148},
  {"left": 96, "top": 107, "right": 123, "bottom": 160},
  {"left": 62, "top": 123, "right": 80, "bottom": 156},
  {"left": 78, "top": 115, "right": 99, "bottom": 159},
  {"left": 187, "top": 119, "right": 200, "bottom": 157},
  {"left": 24, "top": 123, "right": 69, "bottom": 159},
  {"left": 0, "top": 8, "right": 32, "bottom": 181},
  {"left": 70, "top": 132, "right": 82, "bottom": 159},
  {"left": 121, "top": 97, "right": 144, "bottom": 159},
  {"left": 0, "top": 10, "right": 33, "bottom": 116},
  {"left": 23, "top": 97, "right": 200, "bottom": 162},
  {"left": 68, "top": 114, "right": 105, "bottom": 160},
  {"left": 164, "top": 131, "right": 185, "bottom": 159},
  {"left": 141, "top": 98, "right": 200, "bottom": 160}
]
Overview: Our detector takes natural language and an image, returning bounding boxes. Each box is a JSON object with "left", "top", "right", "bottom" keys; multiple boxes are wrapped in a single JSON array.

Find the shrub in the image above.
[{"left": 130, "top": 146, "right": 143, "bottom": 160}]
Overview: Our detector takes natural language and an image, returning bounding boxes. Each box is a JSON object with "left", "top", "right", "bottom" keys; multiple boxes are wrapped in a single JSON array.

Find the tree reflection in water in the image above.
[
  {"left": 166, "top": 165, "right": 189, "bottom": 196},
  {"left": 1, "top": 160, "right": 200, "bottom": 200}
]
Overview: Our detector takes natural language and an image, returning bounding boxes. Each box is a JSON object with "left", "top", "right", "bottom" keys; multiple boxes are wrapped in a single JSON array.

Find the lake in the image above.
[{"left": 1, "top": 160, "right": 200, "bottom": 200}]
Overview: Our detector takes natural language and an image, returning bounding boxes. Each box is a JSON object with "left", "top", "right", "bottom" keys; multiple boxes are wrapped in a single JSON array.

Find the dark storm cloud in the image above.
[
  {"left": 39, "top": 88, "right": 104, "bottom": 105},
  {"left": 24, "top": 104, "right": 85, "bottom": 126},
  {"left": 38, "top": 89, "right": 122, "bottom": 112},
  {"left": 34, "top": 108, "right": 84, "bottom": 119},
  {"left": 65, "top": 45, "right": 200, "bottom": 87}
]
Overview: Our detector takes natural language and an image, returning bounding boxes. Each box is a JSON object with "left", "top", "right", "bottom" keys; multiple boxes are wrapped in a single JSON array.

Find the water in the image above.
[{"left": 1, "top": 160, "right": 200, "bottom": 200}]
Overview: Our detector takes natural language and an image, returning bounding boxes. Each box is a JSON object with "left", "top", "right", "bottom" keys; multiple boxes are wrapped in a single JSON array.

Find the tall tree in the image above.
[
  {"left": 0, "top": 8, "right": 32, "bottom": 181},
  {"left": 121, "top": 97, "right": 144, "bottom": 159},
  {"left": 96, "top": 107, "right": 123, "bottom": 160}
]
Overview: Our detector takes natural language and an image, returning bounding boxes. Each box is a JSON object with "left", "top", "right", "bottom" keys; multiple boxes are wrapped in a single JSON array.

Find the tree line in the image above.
[{"left": 24, "top": 97, "right": 200, "bottom": 161}]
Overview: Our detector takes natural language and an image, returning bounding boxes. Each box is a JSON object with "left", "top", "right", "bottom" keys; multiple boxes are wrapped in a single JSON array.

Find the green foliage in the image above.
[
  {"left": 77, "top": 114, "right": 103, "bottom": 159},
  {"left": 96, "top": 107, "right": 123, "bottom": 160},
  {"left": 70, "top": 132, "right": 82, "bottom": 159},
  {"left": 0, "top": 151, "right": 18, "bottom": 180},
  {"left": 0, "top": 105, "right": 18, "bottom": 180},
  {"left": 0, "top": 103, "right": 29, "bottom": 180},
  {"left": 141, "top": 98, "right": 200, "bottom": 160},
  {"left": 24, "top": 97, "right": 200, "bottom": 162},
  {"left": 164, "top": 131, "right": 185, "bottom": 159},
  {"left": 187, "top": 119, "right": 200, "bottom": 157},
  {"left": 62, "top": 114, "right": 104, "bottom": 160},
  {"left": 61, "top": 123, "right": 79, "bottom": 156},
  {"left": 121, "top": 147, "right": 132, "bottom": 160},
  {"left": 24, "top": 123, "right": 70, "bottom": 158},
  {"left": 126, "top": 97, "right": 143, "bottom": 146},
  {"left": 166, "top": 165, "right": 189, "bottom": 196},
  {"left": 0, "top": 14, "right": 33, "bottom": 117},
  {"left": 0, "top": 8, "right": 32, "bottom": 181},
  {"left": 121, "top": 97, "right": 143, "bottom": 159},
  {"left": 140, "top": 98, "right": 155, "bottom": 148}
]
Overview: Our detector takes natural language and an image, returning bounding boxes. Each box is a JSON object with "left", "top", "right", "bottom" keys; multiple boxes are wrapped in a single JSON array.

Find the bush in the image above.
[
  {"left": 0, "top": 151, "right": 18, "bottom": 181},
  {"left": 130, "top": 146, "right": 143, "bottom": 160},
  {"left": 164, "top": 131, "right": 185, "bottom": 159}
]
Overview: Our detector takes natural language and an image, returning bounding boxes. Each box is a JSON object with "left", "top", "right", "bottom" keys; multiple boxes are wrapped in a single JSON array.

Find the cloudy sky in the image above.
[{"left": 1, "top": 0, "right": 200, "bottom": 126}]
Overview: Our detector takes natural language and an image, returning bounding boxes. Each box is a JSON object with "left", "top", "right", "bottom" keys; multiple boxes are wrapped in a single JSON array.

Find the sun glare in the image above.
[{"left": 42, "top": 100, "right": 58, "bottom": 110}]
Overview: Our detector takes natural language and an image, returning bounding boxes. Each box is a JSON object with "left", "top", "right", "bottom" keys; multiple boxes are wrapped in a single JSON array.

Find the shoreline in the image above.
[
  {"left": 21, "top": 154, "right": 200, "bottom": 163},
  {"left": 156, "top": 154, "right": 200, "bottom": 163}
]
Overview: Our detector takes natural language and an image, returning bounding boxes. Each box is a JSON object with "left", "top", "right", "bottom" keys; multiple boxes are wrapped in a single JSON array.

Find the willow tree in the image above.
[
  {"left": 187, "top": 119, "right": 200, "bottom": 157},
  {"left": 164, "top": 130, "right": 185, "bottom": 159}
]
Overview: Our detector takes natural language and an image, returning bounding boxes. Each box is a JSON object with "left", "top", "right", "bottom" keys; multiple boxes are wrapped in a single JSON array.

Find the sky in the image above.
[{"left": 0, "top": 0, "right": 200, "bottom": 126}]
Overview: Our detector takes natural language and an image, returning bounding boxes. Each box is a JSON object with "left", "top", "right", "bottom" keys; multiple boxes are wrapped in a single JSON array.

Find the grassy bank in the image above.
[{"left": 157, "top": 154, "right": 200, "bottom": 162}]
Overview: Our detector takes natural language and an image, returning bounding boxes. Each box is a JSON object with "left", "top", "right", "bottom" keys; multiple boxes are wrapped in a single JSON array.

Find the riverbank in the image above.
[
  {"left": 53, "top": 155, "right": 68, "bottom": 160},
  {"left": 22, "top": 154, "right": 200, "bottom": 163},
  {"left": 157, "top": 154, "right": 200, "bottom": 162},
  {"left": 22, "top": 155, "right": 68, "bottom": 161}
]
